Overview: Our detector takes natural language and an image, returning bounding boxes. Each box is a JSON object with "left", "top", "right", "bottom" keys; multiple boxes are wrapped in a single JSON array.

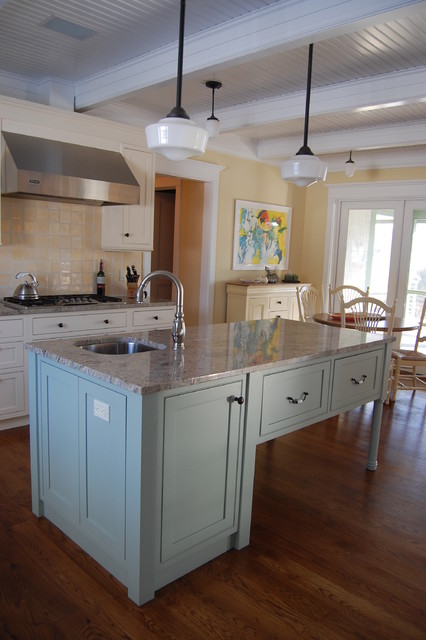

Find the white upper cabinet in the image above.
[{"left": 101, "top": 147, "right": 154, "bottom": 251}]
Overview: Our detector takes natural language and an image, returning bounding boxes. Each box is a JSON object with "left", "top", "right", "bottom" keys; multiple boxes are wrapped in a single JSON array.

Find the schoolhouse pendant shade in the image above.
[
  {"left": 145, "top": 117, "right": 208, "bottom": 161},
  {"left": 205, "top": 80, "right": 222, "bottom": 139},
  {"left": 281, "top": 150, "right": 327, "bottom": 187},
  {"left": 145, "top": 0, "right": 208, "bottom": 161},
  {"left": 344, "top": 150, "right": 356, "bottom": 177},
  {"left": 280, "top": 44, "right": 327, "bottom": 187}
]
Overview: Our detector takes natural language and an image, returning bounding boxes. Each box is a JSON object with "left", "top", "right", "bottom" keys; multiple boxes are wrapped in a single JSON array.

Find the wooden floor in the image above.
[{"left": 1, "top": 393, "right": 425, "bottom": 639}]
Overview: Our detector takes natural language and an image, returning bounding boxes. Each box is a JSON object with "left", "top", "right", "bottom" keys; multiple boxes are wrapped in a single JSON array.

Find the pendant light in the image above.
[
  {"left": 145, "top": 0, "right": 209, "bottom": 161},
  {"left": 281, "top": 44, "right": 327, "bottom": 187},
  {"left": 344, "top": 150, "right": 356, "bottom": 177},
  {"left": 205, "top": 80, "right": 222, "bottom": 139}
]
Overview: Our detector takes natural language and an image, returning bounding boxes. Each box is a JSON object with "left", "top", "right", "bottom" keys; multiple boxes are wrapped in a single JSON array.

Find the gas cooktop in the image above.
[{"left": 3, "top": 293, "right": 122, "bottom": 310}]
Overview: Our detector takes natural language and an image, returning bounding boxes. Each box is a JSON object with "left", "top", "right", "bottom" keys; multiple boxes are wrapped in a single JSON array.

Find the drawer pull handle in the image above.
[
  {"left": 58, "top": 322, "right": 64, "bottom": 328},
  {"left": 124, "top": 232, "right": 130, "bottom": 237},
  {"left": 233, "top": 396, "right": 245, "bottom": 405},
  {"left": 287, "top": 392, "right": 308, "bottom": 404},
  {"left": 154, "top": 315, "right": 159, "bottom": 320},
  {"left": 104, "top": 319, "right": 109, "bottom": 324},
  {"left": 351, "top": 374, "right": 367, "bottom": 385}
]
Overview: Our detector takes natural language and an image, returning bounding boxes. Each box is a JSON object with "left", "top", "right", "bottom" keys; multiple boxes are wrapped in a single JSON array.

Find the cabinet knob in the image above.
[
  {"left": 233, "top": 396, "right": 244, "bottom": 405},
  {"left": 277, "top": 300, "right": 282, "bottom": 304},
  {"left": 124, "top": 232, "right": 130, "bottom": 237},
  {"left": 104, "top": 319, "right": 109, "bottom": 324},
  {"left": 58, "top": 322, "right": 64, "bottom": 328},
  {"left": 154, "top": 315, "right": 159, "bottom": 320}
]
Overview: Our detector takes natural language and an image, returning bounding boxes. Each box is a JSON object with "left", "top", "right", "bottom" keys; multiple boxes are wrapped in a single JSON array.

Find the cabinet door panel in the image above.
[
  {"left": 40, "top": 362, "right": 79, "bottom": 522},
  {"left": 79, "top": 380, "right": 127, "bottom": 561},
  {"left": 161, "top": 380, "right": 243, "bottom": 562},
  {"left": 0, "top": 371, "right": 25, "bottom": 415}
]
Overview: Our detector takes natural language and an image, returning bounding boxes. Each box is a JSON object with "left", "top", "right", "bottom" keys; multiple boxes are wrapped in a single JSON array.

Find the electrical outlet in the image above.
[
  {"left": 93, "top": 399, "right": 110, "bottom": 422},
  {"left": 119, "top": 269, "right": 127, "bottom": 282}
]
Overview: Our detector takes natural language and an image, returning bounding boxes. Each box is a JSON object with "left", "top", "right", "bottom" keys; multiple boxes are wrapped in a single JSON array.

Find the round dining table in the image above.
[{"left": 313, "top": 313, "right": 419, "bottom": 333}]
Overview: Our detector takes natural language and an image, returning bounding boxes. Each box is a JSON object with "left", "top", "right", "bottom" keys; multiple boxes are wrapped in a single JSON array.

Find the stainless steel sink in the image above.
[{"left": 80, "top": 339, "right": 166, "bottom": 355}]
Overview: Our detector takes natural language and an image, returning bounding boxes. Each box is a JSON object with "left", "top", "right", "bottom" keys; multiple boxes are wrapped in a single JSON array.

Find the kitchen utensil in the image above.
[{"left": 13, "top": 272, "right": 40, "bottom": 299}]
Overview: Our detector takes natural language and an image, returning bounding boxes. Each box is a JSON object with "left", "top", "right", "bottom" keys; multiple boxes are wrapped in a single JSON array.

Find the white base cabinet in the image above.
[
  {"left": 226, "top": 282, "right": 307, "bottom": 322},
  {"left": 0, "top": 317, "right": 26, "bottom": 421}
]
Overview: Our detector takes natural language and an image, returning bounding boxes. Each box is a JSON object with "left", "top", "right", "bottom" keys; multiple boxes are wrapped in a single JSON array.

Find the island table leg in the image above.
[{"left": 367, "top": 398, "right": 384, "bottom": 471}]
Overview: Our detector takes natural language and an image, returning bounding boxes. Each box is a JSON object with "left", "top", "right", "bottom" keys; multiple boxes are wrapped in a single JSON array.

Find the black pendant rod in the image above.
[
  {"left": 296, "top": 43, "right": 314, "bottom": 156},
  {"left": 167, "top": 0, "right": 189, "bottom": 119}
]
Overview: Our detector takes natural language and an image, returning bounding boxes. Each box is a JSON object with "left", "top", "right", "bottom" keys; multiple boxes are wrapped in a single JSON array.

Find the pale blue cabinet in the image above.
[
  {"left": 161, "top": 380, "right": 244, "bottom": 562},
  {"left": 39, "top": 361, "right": 128, "bottom": 563}
]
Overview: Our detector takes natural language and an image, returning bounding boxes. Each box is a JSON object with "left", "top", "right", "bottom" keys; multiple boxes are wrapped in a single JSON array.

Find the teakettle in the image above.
[{"left": 13, "top": 272, "right": 40, "bottom": 300}]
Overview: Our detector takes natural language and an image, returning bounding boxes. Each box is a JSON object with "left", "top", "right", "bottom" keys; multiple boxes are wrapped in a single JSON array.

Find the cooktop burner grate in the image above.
[{"left": 3, "top": 294, "right": 122, "bottom": 309}]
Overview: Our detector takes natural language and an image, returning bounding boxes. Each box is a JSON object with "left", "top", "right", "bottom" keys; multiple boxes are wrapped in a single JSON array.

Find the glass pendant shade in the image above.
[
  {"left": 281, "top": 149, "right": 328, "bottom": 187},
  {"left": 344, "top": 150, "right": 356, "bottom": 177},
  {"left": 280, "top": 44, "right": 327, "bottom": 187},
  {"left": 146, "top": 117, "right": 209, "bottom": 161},
  {"left": 145, "top": 0, "right": 208, "bottom": 161},
  {"left": 206, "top": 116, "right": 220, "bottom": 139}
]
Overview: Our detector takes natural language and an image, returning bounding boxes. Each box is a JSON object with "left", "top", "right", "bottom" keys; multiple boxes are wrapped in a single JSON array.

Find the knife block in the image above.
[{"left": 127, "top": 282, "right": 139, "bottom": 299}]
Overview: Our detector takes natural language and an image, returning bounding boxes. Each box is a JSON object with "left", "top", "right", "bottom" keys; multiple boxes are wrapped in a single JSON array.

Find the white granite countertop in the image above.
[{"left": 25, "top": 318, "right": 393, "bottom": 396}]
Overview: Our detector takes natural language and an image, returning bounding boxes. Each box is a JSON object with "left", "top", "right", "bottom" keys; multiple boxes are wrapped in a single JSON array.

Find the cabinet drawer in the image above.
[
  {"left": 0, "top": 318, "right": 24, "bottom": 339},
  {"left": 131, "top": 307, "right": 174, "bottom": 330},
  {"left": 32, "top": 311, "right": 127, "bottom": 337},
  {"left": 269, "top": 295, "right": 290, "bottom": 312},
  {"left": 0, "top": 341, "right": 24, "bottom": 369},
  {"left": 260, "top": 361, "right": 330, "bottom": 437},
  {"left": 0, "top": 371, "right": 25, "bottom": 416},
  {"left": 331, "top": 349, "right": 384, "bottom": 412}
]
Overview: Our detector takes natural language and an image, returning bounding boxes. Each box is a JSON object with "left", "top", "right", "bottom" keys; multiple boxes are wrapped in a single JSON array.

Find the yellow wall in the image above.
[{"left": 202, "top": 151, "right": 306, "bottom": 323}]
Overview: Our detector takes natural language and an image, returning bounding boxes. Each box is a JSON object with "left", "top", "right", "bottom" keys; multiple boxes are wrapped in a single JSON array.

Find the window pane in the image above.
[
  {"left": 343, "top": 209, "right": 394, "bottom": 301},
  {"left": 402, "top": 211, "right": 426, "bottom": 351}
]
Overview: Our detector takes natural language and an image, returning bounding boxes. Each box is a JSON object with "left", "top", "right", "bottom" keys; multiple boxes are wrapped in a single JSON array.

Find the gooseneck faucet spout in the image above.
[{"left": 135, "top": 270, "right": 185, "bottom": 350}]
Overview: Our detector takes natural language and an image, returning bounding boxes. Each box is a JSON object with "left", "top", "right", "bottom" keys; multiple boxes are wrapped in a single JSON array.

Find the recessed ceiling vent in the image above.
[
  {"left": 1, "top": 132, "right": 140, "bottom": 206},
  {"left": 42, "top": 17, "right": 97, "bottom": 41}
]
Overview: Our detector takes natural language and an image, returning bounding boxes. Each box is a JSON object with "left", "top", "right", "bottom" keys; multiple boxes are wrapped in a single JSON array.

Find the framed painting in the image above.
[{"left": 232, "top": 200, "right": 292, "bottom": 270}]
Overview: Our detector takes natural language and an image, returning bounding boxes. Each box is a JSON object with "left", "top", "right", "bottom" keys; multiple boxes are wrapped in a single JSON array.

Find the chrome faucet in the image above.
[{"left": 135, "top": 270, "right": 185, "bottom": 350}]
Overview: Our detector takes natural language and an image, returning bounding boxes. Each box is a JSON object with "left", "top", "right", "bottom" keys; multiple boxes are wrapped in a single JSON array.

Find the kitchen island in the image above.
[{"left": 26, "top": 318, "right": 393, "bottom": 605}]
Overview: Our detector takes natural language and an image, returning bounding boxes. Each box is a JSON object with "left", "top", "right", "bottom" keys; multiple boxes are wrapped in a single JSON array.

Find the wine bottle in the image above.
[{"left": 96, "top": 259, "right": 106, "bottom": 297}]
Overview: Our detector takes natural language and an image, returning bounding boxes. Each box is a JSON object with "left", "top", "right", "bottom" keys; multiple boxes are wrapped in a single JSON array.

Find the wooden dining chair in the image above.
[
  {"left": 341, "top": 296, "right": 397, "bottom": 404},
  {"left": 328, "top": 284, "right": 370, "bottom": 313},
  {"left": 296, "top": 285, "right": 321, "bottom": 322},
  {"left": 390, "top": 298, "right": 426, "bottom": 402},
  {"left": 340, "top": 296, "right": 396, "bottom": 334}
]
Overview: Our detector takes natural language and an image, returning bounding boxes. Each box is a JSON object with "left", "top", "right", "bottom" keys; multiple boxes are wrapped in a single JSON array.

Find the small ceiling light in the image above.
[
  {"left": 344, "top": 150, "right": 356, "bottom": 177},
  {"left": 281, "top": 44, "right": 327, "bottom": 187},
  {"left": 205, "top": 80, "right": 222, "bottom": 139},
  {"left": 145, "top": 0, "right": 209, "bottom": 161}
]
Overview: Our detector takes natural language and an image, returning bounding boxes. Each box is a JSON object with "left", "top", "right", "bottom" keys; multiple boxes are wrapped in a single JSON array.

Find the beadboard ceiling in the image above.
[{"left": 0, "top": 0, "right": 425, "bottom": 171}]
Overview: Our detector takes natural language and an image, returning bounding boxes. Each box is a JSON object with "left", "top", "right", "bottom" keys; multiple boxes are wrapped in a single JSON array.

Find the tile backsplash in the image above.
[{"left": 0, "top": 197, "right": 143, "bottom": 299}]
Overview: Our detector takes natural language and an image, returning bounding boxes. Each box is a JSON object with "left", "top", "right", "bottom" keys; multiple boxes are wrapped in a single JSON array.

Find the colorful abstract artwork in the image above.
[{"left": 232, "top": 200, "right": 292, "bottom": 270}]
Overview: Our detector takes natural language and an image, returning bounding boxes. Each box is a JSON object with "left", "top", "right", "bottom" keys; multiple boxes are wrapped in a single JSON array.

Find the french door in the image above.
[{"left": 332, "top": 197, "right": 426, "bottom": 348}]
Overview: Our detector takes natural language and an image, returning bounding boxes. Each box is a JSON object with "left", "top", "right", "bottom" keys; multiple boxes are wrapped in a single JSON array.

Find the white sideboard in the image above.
[{"left": 226, "top": 282, "right": 308, "bottom": 322}]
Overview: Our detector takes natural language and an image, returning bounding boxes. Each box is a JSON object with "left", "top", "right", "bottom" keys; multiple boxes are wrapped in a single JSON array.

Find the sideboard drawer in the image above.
[
  {"left": 260, "top": 361, "right": 330, "bottom": 437},
  {"left": 269, "top": 296, "right": 290, "bottom": 312},
  {"left": 331, "top": 349, "right": 384, "bottom": 412}
]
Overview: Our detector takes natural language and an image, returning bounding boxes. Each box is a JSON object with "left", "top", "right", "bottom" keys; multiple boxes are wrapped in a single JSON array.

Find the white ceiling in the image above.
[{"left": 0, "top": 0, "right": 425, "bottom": 171}]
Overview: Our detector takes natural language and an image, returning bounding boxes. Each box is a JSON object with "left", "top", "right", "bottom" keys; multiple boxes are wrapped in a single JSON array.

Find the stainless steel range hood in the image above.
[{"left": 1, "top": 132, "right": 140, "bottom": 206}]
